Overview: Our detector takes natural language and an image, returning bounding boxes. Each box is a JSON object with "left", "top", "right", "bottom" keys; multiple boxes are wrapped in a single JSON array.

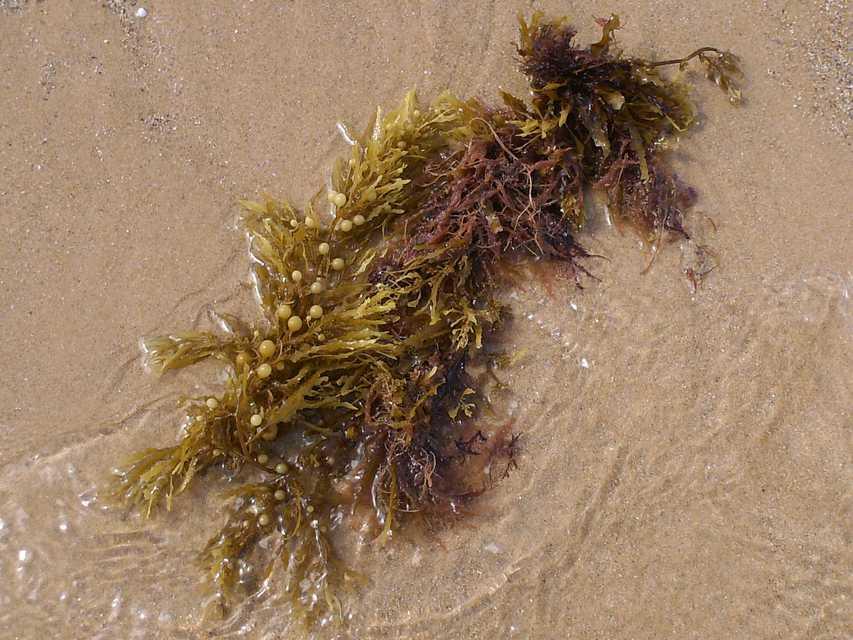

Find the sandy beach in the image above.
[{"left": 1, "top": 1, "right": 850, "bottom": 638}]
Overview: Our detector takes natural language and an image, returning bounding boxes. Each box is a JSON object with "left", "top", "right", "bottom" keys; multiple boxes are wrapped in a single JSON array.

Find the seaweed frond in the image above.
[
  {"left": 111, "top": 11, "right": 742, "bottom": 627},
  {"left": 141, "top": 332, "right": 228, "bottom": 373}
]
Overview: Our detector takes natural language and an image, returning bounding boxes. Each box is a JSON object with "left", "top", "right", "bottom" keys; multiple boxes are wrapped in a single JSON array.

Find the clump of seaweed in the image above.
[{"left": 111, "top": 13, "right": 741, "bottom": 627}]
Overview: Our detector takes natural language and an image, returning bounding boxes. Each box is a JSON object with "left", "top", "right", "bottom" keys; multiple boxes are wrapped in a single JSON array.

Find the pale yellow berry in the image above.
[
  {"left": 258, "top": 513, "right": 270, "bottom": 526},
  {"left": 250, "top": 413, "right": 263, "bottom": 427},
  {"left": 353, "top": 214, "right": 365, "bottom": 226},
  {"left": 276, "top": 304, "right": 292, "bottom": 320},
  {"left": 206, "top": 397, "right": 219, "bottom": 409},
  {"left": 363, "top": 188, "right": 377, "bottom": 202},
  {"left": 287, "top": 315, "right": 303, "bottom": 332},
  {"left": 317, "top": 333, "right": 326, "bottom": 341},
  {"left": 258, "top": 339, "right": 276, "bottom": 358},
  {"left": 256, "top": 363, "right": 272, "bottom": 379},
  {"left": 235, "top": 351, "right": 250, "bottom": 367},
  {"left": 306, "top": 505, "right": 314, "bottom": 513},
  {"left": 275, "top": 463, "right": 288, "bottom": 474},
  {"left": 318, "top": 242, "right": 330, "bottom": 255},
  {"left": 332, "top": 192, "right": 347, "bottom": 208},
  {"left": 274, "top": 489, "right": 286, "bottom": 501},
  {"left": 257, "top": 453, "right": 269, "bottom": 465},
  {"left": 309, "top": 304, "right": 323, "bottom": 319},
  {"left": 304, "top": 217, "right": 316, "bottom": 229},
  {"left": 212, "top": 448, "right": 222, "bottom": 457},
  {"left": 326, "top": 190, "right": 338, "bottom": 203},
  {"left": 289, "top": 219, "right": 298, "bottom": 228},
  {"left": 339, "top": 219, "right": 353, "bottom": 232},
  {"left": 331, "top": 258, "right": 345, "bottom": 271},
  {"left": 261, "top": 423, "right": 279, "bottom": 441},
  {"left": 291, "top": 270, "right": 303, "bottom": 283},
  {"left": 310, "top": 280, "right": 324, "bottom": 294}
]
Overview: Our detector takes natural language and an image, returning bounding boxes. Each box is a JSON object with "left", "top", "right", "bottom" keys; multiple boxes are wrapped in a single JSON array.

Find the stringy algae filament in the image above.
[{"left": 111, "top": 13, "right": 742, "bottom": 627}]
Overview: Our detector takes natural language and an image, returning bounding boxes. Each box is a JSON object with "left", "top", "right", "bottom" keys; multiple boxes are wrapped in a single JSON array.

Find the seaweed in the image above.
[{"left": 110, "top": 12, "right": 741, "bottom": 627}]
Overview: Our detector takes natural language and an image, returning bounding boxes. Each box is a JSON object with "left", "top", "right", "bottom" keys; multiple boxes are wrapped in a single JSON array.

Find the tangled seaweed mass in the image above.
[{"left": 112, "top": 13, "right": 742, "bottom": 625}]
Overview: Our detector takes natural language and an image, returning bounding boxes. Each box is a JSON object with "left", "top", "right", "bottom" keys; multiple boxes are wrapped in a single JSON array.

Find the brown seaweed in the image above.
[{"left": 110, "top": 12, "right": 741, "bottom": 627}]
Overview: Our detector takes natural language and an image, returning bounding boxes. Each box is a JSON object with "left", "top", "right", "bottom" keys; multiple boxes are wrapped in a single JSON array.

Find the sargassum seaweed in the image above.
[{"left": 111, "top": 12, "right": 742, "bottom": 627}]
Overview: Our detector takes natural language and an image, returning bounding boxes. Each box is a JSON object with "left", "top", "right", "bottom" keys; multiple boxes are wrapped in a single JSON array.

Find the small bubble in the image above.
[{"left": 79, "top": 488, "right": 97, "bottom": 508}]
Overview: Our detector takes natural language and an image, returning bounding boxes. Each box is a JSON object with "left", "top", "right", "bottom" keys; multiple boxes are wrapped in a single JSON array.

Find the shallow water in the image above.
[{"left": 1, "top": 1, "right": 850, "bottom": 639}]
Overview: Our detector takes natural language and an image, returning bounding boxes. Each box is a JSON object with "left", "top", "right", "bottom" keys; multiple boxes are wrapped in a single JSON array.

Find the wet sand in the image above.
[{"left": 0, "top": 1, "right": 850, "bottom": 638}]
